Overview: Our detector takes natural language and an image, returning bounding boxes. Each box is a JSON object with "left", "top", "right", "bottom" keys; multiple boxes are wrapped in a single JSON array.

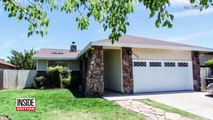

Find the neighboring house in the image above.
[
  {"left": 33, "top": 42, "right": 80, "bottom": 71},
  {"left": 33, "top": 35, "right": 213, "bottom": 97},
  {"left": 0, "top": 59, "right": 15, "bottom": 69},
  {"left": 200, "top": 52, "right": 213, "bottom": 66}
]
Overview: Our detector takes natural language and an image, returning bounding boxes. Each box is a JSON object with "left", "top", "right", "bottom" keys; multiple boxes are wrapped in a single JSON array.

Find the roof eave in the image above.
[
  {"left": 32, "top": 57, "right": 77, "bottom": 60},
  {"left": 76, "top": 42, "right": 93, "bottom": 59},
  {"left": 92, "top": 43, "right": 213, "bottom": 52},
  {"left": 0, "top": 63, "right": 15, "bottom": 67}
]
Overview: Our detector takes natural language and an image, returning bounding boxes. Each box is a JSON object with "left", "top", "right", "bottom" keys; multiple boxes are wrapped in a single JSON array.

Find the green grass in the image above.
[
  {"left": 0, "top": 89, "right": 145, "bottom": 120},
  {"left": 141, "top": 99, "right": 206, "bottom": 120}
]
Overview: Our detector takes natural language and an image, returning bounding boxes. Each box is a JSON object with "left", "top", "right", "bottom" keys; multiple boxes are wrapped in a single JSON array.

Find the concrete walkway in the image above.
[
  {"left": 115, "top": 100, "right": 193, "bottom": 120},
  {"left": 103, "top": 91, "right": 212, "bottom": 120}
]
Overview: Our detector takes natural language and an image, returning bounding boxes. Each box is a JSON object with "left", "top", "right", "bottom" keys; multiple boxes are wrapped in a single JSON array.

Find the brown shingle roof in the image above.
[
  {"left": 92, "top": 35, "right": 213, "bottom": 51},
  {"left": 32, "top": 48, "right": 81, "bottom": 60},
  {"left": 0, "top": 59, "right": 15, "bottom": 67},
  {"left": 76, "top": 35, "right": 213, "bottom": 59},
  {"left": 33, "top": 35, "right": 213, "bottom": 60}
]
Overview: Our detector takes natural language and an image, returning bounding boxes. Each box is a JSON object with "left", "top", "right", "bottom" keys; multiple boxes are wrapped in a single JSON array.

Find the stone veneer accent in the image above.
[
  {"left": 83, "top": 46, "right": 104, "bottom": 97},
  {"left": 122, "top": 47, "right": 134, "bottom": 94},
  {"left": 192, "top": 51, "right": 201, "bottom": 91}
]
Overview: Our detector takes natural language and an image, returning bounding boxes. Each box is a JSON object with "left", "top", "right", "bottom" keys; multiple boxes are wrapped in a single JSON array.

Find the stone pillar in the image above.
[
  {"left": 85, "top": 46, "right": 104, "bottom": 97},
  {"left": 192, "top": 51, "right": 201, "bottom": 91},
  {"left": 122, "top": 47, "right": 134, "bottom": 94}
]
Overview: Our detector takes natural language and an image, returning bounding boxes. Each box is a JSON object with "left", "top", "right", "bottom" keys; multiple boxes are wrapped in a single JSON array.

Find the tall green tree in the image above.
[
  {"left": 1, "top": 0, "right": 212, "bottom": 42},
  {"left": 7, "top": 49, "right": 37, "bottom": 70}
]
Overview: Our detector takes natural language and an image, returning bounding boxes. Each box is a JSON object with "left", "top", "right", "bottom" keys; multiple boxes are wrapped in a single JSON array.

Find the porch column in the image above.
[
  {"left": 85, "top": 46, "right": 104, "bottom": 97},
  {"left": 192, "top": 51, "right": 201, "bottom": 91},
  {"left": 122, "top": 47, "right": 134, "bottom": 94}
]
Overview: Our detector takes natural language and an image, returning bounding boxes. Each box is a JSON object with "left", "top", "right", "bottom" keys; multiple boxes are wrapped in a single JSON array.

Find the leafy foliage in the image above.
[
  {"left": 47, "top": 66, "right": 61, "bottom": 88},
  {"left": 35, "top": 76, "right": 46, "bottom": 82},
  {"left": 62, "top": 76, "right": 72, "bottom": 88},
  {"left": 1, "top": 0, "right": 212, "bottom": 42},
  {"left": 47, "top": 66, "right": 71, "bottom": 88},
  {"left": 34, "top": 76, "right": 46, "bottom": 88},
  {"left": 7, "top": 49, "right": 36, "bottom": 70},
  {"left": 204, "top": 59, "right": 213, "bottom": 67}
]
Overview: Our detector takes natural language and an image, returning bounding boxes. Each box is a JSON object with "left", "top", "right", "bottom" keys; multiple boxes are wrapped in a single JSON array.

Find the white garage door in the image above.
[{"left": 133, "top": 60, "right": 193, "bottom": 93}]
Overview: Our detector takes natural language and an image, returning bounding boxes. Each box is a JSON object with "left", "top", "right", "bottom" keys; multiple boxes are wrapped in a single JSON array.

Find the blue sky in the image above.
[{"left": 0, "top": 0, "right": 213, "bottom": 60}]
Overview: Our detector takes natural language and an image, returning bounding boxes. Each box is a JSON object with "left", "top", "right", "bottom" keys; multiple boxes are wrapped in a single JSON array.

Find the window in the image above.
[
  {"left": 164, "top": 62, "right": 175, "bottom": 67},
  {"left": 150, "top": 62, "right": 161, "bottom": 67},
  {"left": 48, "top": 61, "right": 68, "bottom": 67},
  {"left": 178, "top": 62, "right": 188, "bottom": 67},
  {"left": 134, "top": 62, "right": 146, "bottom": 67},
  {"left": 51, "top": 51, "right": 64, "bottom": 54}
]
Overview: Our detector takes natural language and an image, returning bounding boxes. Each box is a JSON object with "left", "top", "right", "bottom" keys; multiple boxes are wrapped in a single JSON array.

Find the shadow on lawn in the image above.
[{"left": 68, "top": 88, "right": 85, "bottom": 98}]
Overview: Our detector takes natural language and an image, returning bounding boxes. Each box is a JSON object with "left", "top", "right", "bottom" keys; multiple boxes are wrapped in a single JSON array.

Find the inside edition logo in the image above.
[{"left": 16, "top": 98, "right": 36, "bottom": 111}]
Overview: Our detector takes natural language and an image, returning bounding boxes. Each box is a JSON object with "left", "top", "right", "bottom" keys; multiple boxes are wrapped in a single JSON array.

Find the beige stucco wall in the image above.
[
  {"left": 37, "top": 60, "right": 48, "bottom": 71},
  {"left": 104, "top": 49, "right": 122, "bottom": 92},
  {"left": 132, "top": 48, "right": 192, "bottom": 61}
]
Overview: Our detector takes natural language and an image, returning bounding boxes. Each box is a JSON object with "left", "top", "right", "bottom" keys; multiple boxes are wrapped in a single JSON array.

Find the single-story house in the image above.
[
  {"left": 32, "top": 35, "right": 213, "bottom": 97},
  {"left": 0, "top": 59, "right": 15, "bottom": 69}
]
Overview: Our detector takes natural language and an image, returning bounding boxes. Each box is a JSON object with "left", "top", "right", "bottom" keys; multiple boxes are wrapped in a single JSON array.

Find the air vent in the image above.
[
  {"left": 51, "top": 51, "right": 64, "bottom": 54},
  {"left": 51, "top": 52, "right": 57, "bottom": 54}
]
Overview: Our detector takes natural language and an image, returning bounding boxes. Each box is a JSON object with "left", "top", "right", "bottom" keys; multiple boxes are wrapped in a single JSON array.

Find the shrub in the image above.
[
  {"left": 47, "top": 66, "right": 61, "bottom": 88},
  {"left": 62, "top": 76, "right": 71, "bottom": 88},
  {"left": 47, "top": 66, "right": 71, "bottom": 88},
  {"left": 34, "top": 76, "right": 46, "bottom": 88},
  {"left": 204, "top": 59, "right": 213, "bottom": 67},
  {"left": 59, "top": 67, "right": 70, "bottom": 77}
]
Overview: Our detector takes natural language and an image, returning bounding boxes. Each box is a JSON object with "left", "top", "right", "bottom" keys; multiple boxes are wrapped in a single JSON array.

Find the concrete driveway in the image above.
[{"left": 103, "top": 91, "right": 213, "bottom": 120}]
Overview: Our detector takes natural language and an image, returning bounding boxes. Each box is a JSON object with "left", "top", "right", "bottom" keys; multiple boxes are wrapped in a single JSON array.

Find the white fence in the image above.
[
  {"left": 1, "top": 70, "right": 37, "bottom": 89},
  {"left": 200, "top": 67, "right": 212, "bottom": 90}
]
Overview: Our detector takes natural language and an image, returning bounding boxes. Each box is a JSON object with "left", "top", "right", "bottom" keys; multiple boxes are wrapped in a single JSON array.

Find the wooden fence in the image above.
[
  {"left": 1, "top": 70, "right": 37, "bottom": 89},
  {"left": 200, "top": 67, "right": 212, "bottom": 90},
  {"left": 0, "top": 70, "right": 3, "bottom": 88}
]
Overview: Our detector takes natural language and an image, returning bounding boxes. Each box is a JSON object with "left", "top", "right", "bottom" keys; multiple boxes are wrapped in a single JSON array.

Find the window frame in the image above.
[{"left": 48, "top": 60, "right": 68, "bottom": 67}]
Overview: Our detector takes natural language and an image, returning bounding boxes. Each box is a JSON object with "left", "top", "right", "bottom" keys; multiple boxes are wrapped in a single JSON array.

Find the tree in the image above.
[
  {"left": 1, "top": 0, "right": 212, "bottom": 42},
  {"left": 7, "top": 49, "right": 37, "bottom": 70}
]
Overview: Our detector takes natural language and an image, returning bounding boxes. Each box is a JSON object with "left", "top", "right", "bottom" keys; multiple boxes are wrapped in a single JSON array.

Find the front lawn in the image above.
[
  {"left": 141, "top": 99, "right": 205, "bottom": 120},
  {"left": 0, "top": 89, "right": 145, "bottom": 120}
]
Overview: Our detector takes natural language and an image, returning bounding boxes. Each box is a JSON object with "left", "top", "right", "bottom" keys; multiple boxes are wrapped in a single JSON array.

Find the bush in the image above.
[
  {"left": 47, "top": 66, "right": 61, "bottom": 88},
  {"left": 204, "top": 59, "right": 213, "bottom": 67},
  {"left": 47, "top": 66, "right": 71, "bottom": 88},
  {"left": 34, "top": 76, "right": 46, "bottom": 88},
  {"left": 62, "top": 76, "right": 71, "bottom": 88},
  {"left": 59, "top": 67, "right": 70, "bottom": 77},
  {"left": 34, "top": 66, "right": 72, "bottom": 89}
]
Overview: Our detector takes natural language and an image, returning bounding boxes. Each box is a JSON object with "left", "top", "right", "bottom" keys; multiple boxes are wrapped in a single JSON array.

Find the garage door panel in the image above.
[{"left": 133, "top": 60, "right": 193, "bottom": 93}]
